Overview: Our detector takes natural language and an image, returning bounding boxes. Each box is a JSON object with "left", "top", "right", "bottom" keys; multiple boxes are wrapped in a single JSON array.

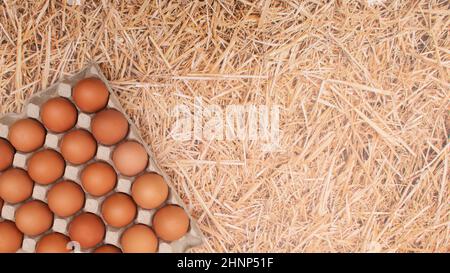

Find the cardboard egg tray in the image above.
[{"left": 0, "top": 64, "right": 203, "bottom": 253}]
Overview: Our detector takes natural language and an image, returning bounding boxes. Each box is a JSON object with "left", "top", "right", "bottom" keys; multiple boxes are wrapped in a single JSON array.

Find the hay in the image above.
[{"left": 0, "top": 0, "right": 448, "bottom": 252}]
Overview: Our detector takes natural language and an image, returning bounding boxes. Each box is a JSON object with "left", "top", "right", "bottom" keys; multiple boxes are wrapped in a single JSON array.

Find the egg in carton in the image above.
[{"left": 0, "top": 64, "right": 203, "bottom": 253}]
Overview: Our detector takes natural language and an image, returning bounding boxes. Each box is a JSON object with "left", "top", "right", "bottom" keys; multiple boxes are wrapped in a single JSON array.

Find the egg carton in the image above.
[{"left": 0, "top": 64, "right": 204, "bottom": 253}]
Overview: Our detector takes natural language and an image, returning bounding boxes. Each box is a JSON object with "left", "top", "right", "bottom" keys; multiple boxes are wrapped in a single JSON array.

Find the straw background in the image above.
[{"left": 0, "top": 0, "right": 449, "bottom": 252}]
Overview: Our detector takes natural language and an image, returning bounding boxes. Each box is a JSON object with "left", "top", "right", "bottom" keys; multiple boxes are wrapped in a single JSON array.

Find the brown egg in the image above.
[
  {"left": 101, "top": 193, "right": 137, "bottom": 228},
  {"left": 15, "top": 200, "right": 53, "bottom": 236},
  {"left": 68, "top": 213, "right": 105, "bottom": 249},
  {"left": 152, "top": 205, "right": 189, "bottom": 241},
  {"left": 94, "top": 244, "right": 122, "bottom": 253},
  {"left": 0, "top": 138, "right": 14, "bottom": 171},
  {"left": 0, "top": 168, "right": 34, "bottom": 204},
  {"left": 47, "top": 180, "right": 85, "bottom": 217},
  {"left": 60, "top": 129, "right": 97, "bottom": 165},
  {"left": 91, "top": 109, "right": 129, "bottom": 145},
  {"left": 131, "top": 173, "right": 168, "bottom": 209},
  {"left": 0, "top": 220, "right": 23, "bottom": 253},
  {"left": 35, "top": 232, "right": 71, "bottom": 253},
  {"left": 112, "top": 141, "right": 148, "bottom": 176},
  {"left": 27, "top": 149, "right": 65, "bottom": 185},
  {"left": 81, "top": 162, "right": 117, "bottom": 196},
  {"left": 73, "top": 77, "right": 109, "bottom": 113},
  {"left": 8, "top": 118, "right": 46, "bottom": 153},
  {"left": 120, "top": 224, "right": 158, "bottom": 253},
  {"left": 40, "top": 97, "right": 78, "bottom": 133}
]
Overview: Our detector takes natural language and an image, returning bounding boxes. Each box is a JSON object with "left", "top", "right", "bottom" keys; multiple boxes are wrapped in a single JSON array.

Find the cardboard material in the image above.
[{"left": 0, "top": 64, "right": 204, "bottom": 253}]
